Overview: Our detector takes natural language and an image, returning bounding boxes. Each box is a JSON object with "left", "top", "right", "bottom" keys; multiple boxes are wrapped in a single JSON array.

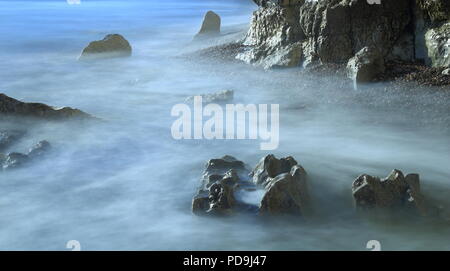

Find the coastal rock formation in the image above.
[
  {"left": 193, "top": 154, "right": 311, "bottom": 217},
  {"left": 347, "top": 47, "right": 385, "bottom": 89},
  {"left": 192, "top": 155, "right": 253, "bottom": 216},
  {"left": 79, "top": 34, "right": 132, "bottom": 61},
  {"left": 195, "top": 11, "right": 221, "bottom": 39},
  {"left": 185, "top": 90, "right": 234, "bottom": 104},
  {"left": 238, "top": 0, "right": 450, "bottom": 75},
  {"left": 1, "top": 140, "right": 51, "bottom": 171},
  {"left": 352, "top": 169, "right": 429, "bottom": 215},
  {"left": 0, "top": 93, "right": 93, "bottom": 121},
  {"left": 260, "top": 164, "right": 310, "bottom": 216}
]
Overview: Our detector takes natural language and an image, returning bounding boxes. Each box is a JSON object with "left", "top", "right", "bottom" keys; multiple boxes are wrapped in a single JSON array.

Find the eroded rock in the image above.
[
  {"left": 352, "top": 169, "right": 429, "bottom": 215},
  {"left": 79, "top": 34, "right": 132, "bottom": 61},
  {"left": 250, "top": 154, "right": 298, "bottom": 186},
  {"left": 260, "top": 164, "right": 310, "bottom": 216}
]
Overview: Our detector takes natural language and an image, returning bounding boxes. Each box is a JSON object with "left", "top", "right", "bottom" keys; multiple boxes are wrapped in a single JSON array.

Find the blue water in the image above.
[{"left": 0, "top": 0, "right": 449, "bottom": 251}]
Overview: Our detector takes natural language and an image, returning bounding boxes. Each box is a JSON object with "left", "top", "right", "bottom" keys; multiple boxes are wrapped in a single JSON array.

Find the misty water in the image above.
[{"left": 0, "top": 0, "right": 449, "bottom": 250}]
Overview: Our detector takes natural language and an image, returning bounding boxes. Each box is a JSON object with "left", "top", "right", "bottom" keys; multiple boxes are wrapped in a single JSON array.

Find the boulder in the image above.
[
  {"left": 250, "top": 154, "right": 298, "bottom": 186},
  {"left": 195, "top": 11, "right": 221, "bottom": 38},
  {"left": 352, "top": 169, "right": 429, "bottom": 215},
  {"left": 28, "top": 140, "right": 51, "bottom": 158},
  {"left": 1, "top": 141, "right": 51, "bottom": 171},
  {"left": 185, "top": 90, "right": 234, "bottom": 104},
  {"left": 78, "top": 34, "right": 132, "bottom": 61},
  {"left": 425, "top": 22, "right": 450, "bottom": 68},
  {"left": 2, "top": 152, "right": 30, "bottom": 171},
  {"left": 260, "top": 164, "right": 310, "bottom": 216},
  {"left": 0, "top": 93, "right": 93, "bottom": 121},
  {"left": 192, "top": 156, "right": 253, "bottom": 216},
  {"left": 346, "top": 47, "right": 385, "bottom": 89}
]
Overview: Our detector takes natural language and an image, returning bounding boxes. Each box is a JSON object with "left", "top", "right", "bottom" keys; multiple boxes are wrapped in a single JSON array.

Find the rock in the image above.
[
  {"left": 192, "top": 156, "right": 253, "bottom": 216},
  {"left": 185, "top": 90, "right": 234, "bottom": 104},
  {"left": 2, "top": 152, "right": 30, "bottom": 171},
  {"left": 260, "top": 164, "right": 310, "bottom": 216},
  {"left": 250, "top": 154, "right": 297, "bottom": 186},
  {"left": 425, "top": 22, "right": 450, "bottom": 68},
  {"left": 346, "top": 47, "right": 385, "bottom": 89},
  {"left": 78, "top": 34, "right": 132, "bottom": 61},
  {"left": 0, "top": 93, "right": 93, "bottom": 121},
  {"left": 0, "top": 130, "right": 25, "bottom": 152},
  {"left": 352, "top": 169, "right": 429, "bottom": 215},
  {"left": 443, "top": 68, "right": 450, "bottom": 75},
  {"left": 28, "top": 140, "right": 51, "bottom": 158},
  {"left": 195, "top": 11, "right": 221, "bottom": 38},
  {"left": 417, "top": 0, "right": 450, "bottom": 23}
]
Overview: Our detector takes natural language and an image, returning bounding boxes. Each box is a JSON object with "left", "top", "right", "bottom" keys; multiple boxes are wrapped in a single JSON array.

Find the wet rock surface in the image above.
[
  {"left": 79, "top": 34, "right": 132, "bottom": 61},
  {"left": 347, "top": 47, "right": 385, "bottom": 89},
  {"left": 352, "top": 169, "right": 430, "bottom": 216},
  {"left": 192, "top": 154, "right": 311, "bottom": 217},
  {"left": 0, "top": 93, "right": 93, "bottom": 121}
]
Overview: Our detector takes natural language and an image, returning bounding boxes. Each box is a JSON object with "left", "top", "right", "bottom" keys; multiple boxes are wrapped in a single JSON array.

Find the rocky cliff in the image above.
[{"left": 239, "top": 0, "right": 449, "bottom": 73}]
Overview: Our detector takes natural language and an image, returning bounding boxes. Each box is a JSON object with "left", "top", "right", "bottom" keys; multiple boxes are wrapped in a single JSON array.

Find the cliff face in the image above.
[{"left": 239, "top": 0, "right": 449, "bottom": 70}]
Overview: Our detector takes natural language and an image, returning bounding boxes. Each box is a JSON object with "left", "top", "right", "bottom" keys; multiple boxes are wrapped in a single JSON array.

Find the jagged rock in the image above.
[
  {"left": 260, "top": 164, "right": 310, "bottom": 216},
  {"left": 0, "top": 130, "right": 25, "bottom": 152},
  {"left": 425, "top": 22, "right": 450, "bottom": 68},
  {"left": 352, "top": 169, "right": 429, "bottom": 215},
  {"left": 0, "top": 93, "right": 93, "bottom": 121},
  {"left": 78, "top": 34, "right": 132, "bottom": 61},
  {"left": 2, "top": 152, "right": 30, "bottom": 170},
  {"left": 192, "top": 156, "right": 253, "bottom": 216},
  {"left": 185, "top": 90, "right": 234, "bottom": 104},
  {"left": 28, "top": 140, "right": 51, "bottom": 158},
  {"left": 347, "top": 47, "right": 385, "bottom": 89},
  {"left": 195, "top": 11, "right": 221, "bottom": 38},
  {"left": 250, "top": 154, "right": 297, "bottom": 186}
]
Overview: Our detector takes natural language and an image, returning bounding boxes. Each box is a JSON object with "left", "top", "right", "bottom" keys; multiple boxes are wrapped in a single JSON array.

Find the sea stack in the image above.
[{"left": 78, "top": 34, "right": 132, "bottom": 61}]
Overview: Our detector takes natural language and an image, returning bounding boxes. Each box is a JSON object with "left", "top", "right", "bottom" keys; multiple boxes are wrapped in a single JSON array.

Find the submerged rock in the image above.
[
  {"left": 0, "top": 93, "right": 93, "bottom": 121},
  {"left": 2, "top": 141, "right": 52, "bottom": 171},
  {"left": 260, "top": 164, "right": 310, "bottom": 216},
  {"left": 0, "top": 130, "right": 25, "bottom": 152},
  {"left": 78, "top": 34, "right": 132, "bottom": 61},
  {"left": 185, "top": 90, "right": 234, "bottom": 104},
  {"left": 195, "top": 11, "right": 221, "bottom": 39},
  {"left": 352, "top": 169, "right": 429, "bottom": 216},
  {"left": 347, "top": 47, "right": 385, "bottom": 89}
]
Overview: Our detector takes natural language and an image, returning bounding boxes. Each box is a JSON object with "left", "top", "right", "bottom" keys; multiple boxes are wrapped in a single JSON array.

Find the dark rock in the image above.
[
  {"left": 195, "top": 11, "right": 221, "bottom": 39},
  {"left": 0, "top": 130, "right": 25, "bottom": 152},
  {"left": 2, "top": 152, "right": 30, "bottom": 171},
  {"left": 260, "top": 164, "right": 310, "bottom": 216},
  {"left": 352, "top": 169, "right": 429, "bottom": 215},
  {"left": 250, "top": 154, "right": 297, "bottom": 186},
  {"left": 0, "top": 93, "right": 93, "bottom": 121},
  {"left": 28, "top": 140, "right": 51, "bottom": 158},
  {"left": 78, "top": 34, "right": 132, "bottom": 61}
]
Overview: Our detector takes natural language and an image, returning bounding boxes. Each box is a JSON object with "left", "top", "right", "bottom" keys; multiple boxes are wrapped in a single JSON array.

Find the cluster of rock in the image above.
[
  {"left": 239, "top": 0, "right": 449, "bottom": 86},
  {"left": 0, "top": 140, "right": 51, "bottom": 171},
  {"left": 192, "top": 154, "right": 311, "bottom": 217},
  {"left": 78, "top": 34, "right": 132, "bottom": 61},
  {"left": 192, "top": 154, "right": 435, "bottom": 219},
  {"left": 0, "top": 93, "right": 93, "bottom": 121}
]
